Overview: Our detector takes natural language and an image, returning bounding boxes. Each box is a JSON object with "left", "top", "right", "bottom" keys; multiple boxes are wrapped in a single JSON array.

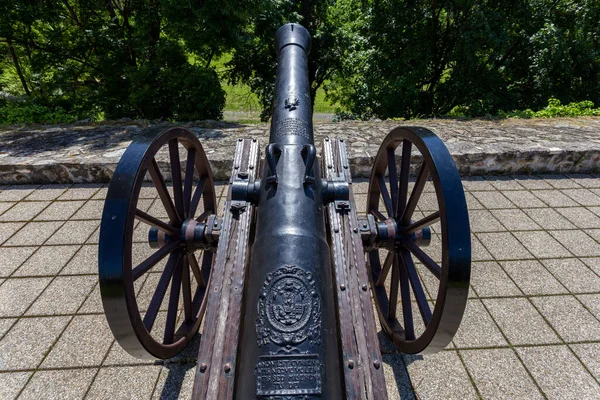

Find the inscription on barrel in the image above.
[
  {"left": 273, "top": 118, "right": 310, "bottom": 140},
  {"left": 256, "top": 354, "right": 322, "bottom": 396}
]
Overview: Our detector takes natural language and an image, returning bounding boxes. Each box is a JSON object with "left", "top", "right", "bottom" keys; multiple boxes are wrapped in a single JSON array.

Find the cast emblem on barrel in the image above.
[{"left": 257, "top": 266, "right": 321, "bottom": 347}]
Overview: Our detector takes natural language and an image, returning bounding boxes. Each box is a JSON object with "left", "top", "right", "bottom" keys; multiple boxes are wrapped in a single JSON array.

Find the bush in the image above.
[
  {"left": 499, "top": 98, "right": 600, "bottom": 119},
  {"left": 0, "top": 100, "right": 78, "bottom": 124}
]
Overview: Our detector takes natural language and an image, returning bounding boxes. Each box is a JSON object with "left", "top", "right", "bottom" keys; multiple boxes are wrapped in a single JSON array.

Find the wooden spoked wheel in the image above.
[
  {"left": 366, "top": 127, "right": 471, "bottom": 354},
  {"left": 99, "top": 127, "right": 216, "bottom": 359}
]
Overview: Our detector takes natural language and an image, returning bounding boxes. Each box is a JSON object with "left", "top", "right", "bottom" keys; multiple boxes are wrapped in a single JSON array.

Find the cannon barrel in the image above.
[{"left": 234, "top": 23, "right": 342, "bottom": 398}]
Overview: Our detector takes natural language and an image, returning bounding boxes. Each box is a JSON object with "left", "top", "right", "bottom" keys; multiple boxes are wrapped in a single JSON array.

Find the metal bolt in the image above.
[
  {"left": 238, "top": 138, "right": 243, "bottom": 142},
  {"left": 334, "top": 227, "right": 339, "bottom": 233},
  {"left": 249, "top": 165, "right": 254, "bottom": 169},
  {"left": 325, "top": 137, "right": 329, "bottom": 141},
  {"left": 343, "top": 165, "right": 348, "bottom": 169},
  {"left": 328, "top": 165, "right": 333, "bottom": 169},
  {"left": 200, "top": 363, "right": 207, "bottom": 372},
  {"left": 362, "top": 284, "right": 368, "bottom": 291},
  {"left": 340, "top": 284, "right": 346, "bottom": 291},
  {"left": 224, "top": 363, "right": 231, "bottom": 373},
  {"left": 340, "top": 139, "right": 344, "bottom": 142},
  {"left": 253, "top": 138, "right": 257, "bottom": 142},
  {"left": 363, "top": 223, "right": 368, "bottom": 228},
  {"left": 373, "top": 360, "right": 381, "bottom": 369},
  {"left": 234, "top": 165, "right": 239, "bottom": 169},
  {"left": 353, "top": 227, "right": 358, "bottom": 233},
  {"left": 348, "top": 359, "right": 354, "bottom": 369}
]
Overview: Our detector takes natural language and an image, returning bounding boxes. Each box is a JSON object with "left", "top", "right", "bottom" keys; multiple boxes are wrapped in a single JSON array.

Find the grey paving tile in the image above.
[
  {"left": 351, "top": 179, "right": 369, "bottom": 194},
  {"left": 570, "top": 343, "right": 600, "bottom": 381},
  {"left": 0, "top": 316, "right": 70, "bottom": 370},
  {"left": 91, "top": 185, "right": 108, "bottom": 200},
  {"left": 582, "top": 257, "right": 600, "bottom": 275},
  {"left": 469, "top": 261, "right": 521, "bottom": 297},
  {"left": 23, "top": 184, "right": 70, "bottom": 201},
  {"left": 0, "top": 371, "right": 32, "bottom": 400},
  {"left": 0, "top": 201, "right": 49, "bottom": 222},
  {"left": 512, "top": 231, "right": 571, "bottom": 258},
  {"left": 589, "top": 206, "right": 600, "bottom": 218},
  {"left": 45, "top": 220, "right": 99, "bottom": 245},
  {"left": 20, "top": 368, "right": 96, "bottom": 400},
  {"left": 462, "top": 176, "right": 496, "bottom": 191},
  {"left": 464, "top": 192, "right": 484, "bottom": 210},
  {"left": 544, "top": 174, "right": 583, "bottom": 189},
  {"left": 0, "top": 277, "right": 52, "bottom": 317},
  {"left": 501, "top": 190, "right": 547, "bottom": 208},
  {"left": 511, "top": 175, "right": 553, "bottom": 190},
  {"left": 542, "top": 258, "right": 600, "bottom": 293},
  {"left": 532, "top": 189, "right": 580, "bottom": 207},
  {"left": 461, "top": 348, "right": 542, "bottom": 399},
  {"left": 26, "top": 275, "right": 96, "bottom": 316},
  {"left": 34, "top": 200, "right": 85, "bottom": 221},
  {"left": 61, "top": 244, "right": 98, "bottom": 275},
  {"left": 532, "top": 295, "right": 600, "bottom": 342},
  {"left": 86, "top": 365, "right": 162, "bottom": 400},
  {"left": 577, "top": 294, "right": 600, "bottom": 321},
  {"left": 14, "top": 245, "right": 79, "bottom": 276},
  {"left": 470, "top": 191, "right": 515, "bottom": 209},
  {"left": 523, "top": 207, "right": 577, "bottom": 230},
  {"left": 403, "top": 351, "right": 477, "bottom": 399},
  {"left": 85, "top": 225, "right": 100, "bottom": 244},
  {"left": 0, "top": 222, "right": 25, "bottom": 245},
  {"left": 57, "top": 184, "right": 102, "bottom": 200},
  {"left": 477, "top": 232, "right": 534, "bottom": 260},
  {"left": 452, "top": 299, "right": 507, "bottom": 348},
  {"left": 0, "top": 247, "right": 36, "bottom": 277},
  {"left": 103, "top": 340, "right": 155, "bottom": 366},
  {"left": 0, "top": 318, "right": 16, "bottom": 338},
  {"left": 484, "top": 297, "right": 560, "bottom": 345},
  {"left": 0, "top": 202, "right": 13, "bottom": 215},
  {"left": 517, "top": 345, "right": 600, "bottom": 399},
  {"left": 485, "top": 176, "right": 526, "bottom": 191},
  {"left": 588, "top": 229, "right": 600, "bottom": 243},
  {"left": 41, "top": 314, "right": 113, "bottom": 368},
  {"left": 152, "top": 363, "right": 197, "bottom": 400},
  {"left": 501, "top": 260, "right": 567, "bottom": 295},
  {"left": 566, "top": 174, "right": 600, "bottom": 188},
  {"left": 70, "top": 199, "right": 104, "bottom": 220},
  {"left": 556, "top": 207, "right": 600, "bottom": 229},
  {"left": 548, "top": 230, "right": 600, "bottom": 257},
  {"left": 381, "top": 354, "right": 416, "bottom": 400},
  {"left": 79, "top": 282, "right": 102, "bottom": 314},
  {"left": 0, "top": 185, "right": 39, "bottom": 202},
  {"left": 562, "top": 188, "right": 600, "bottom": 206},
  {"left": 468, "top": 210, "right": 505, "bottom": 232},
  {"left": 415, "top": 191, "right": 438, "bottom": 211},
  {"left": 3, "top": 221, "right": 63, "bottom": 246},
  {"left": 491, "top": 209, "right": 540, "bottom": 231}
]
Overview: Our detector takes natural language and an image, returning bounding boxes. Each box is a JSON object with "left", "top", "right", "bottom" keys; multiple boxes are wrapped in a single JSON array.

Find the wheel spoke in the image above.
[
  {"left": 189, "top": 252, "right": 206, "bottom": 288},
  {"left": 132, "top": 240, "right": 181, "bottom": 281},
  {"left": 397, "top": 140, "right": 412, "bottom": 219},
  {"left": 399, "top": 249, "right": 432, "bottom": 326},
  {"left": 404, "top": 240, "right": 442, "bottom": 279},
  {"left": 142, "top": 252, "right": 180, "bottom": 332},
  {"left": 387, "top": 147, "right": 399, "bottom": 217},
  {"left": 135, "top": 209, "right": 178, "bottom": 235},
  {"left": 183, "top": 148, "right": 196, "bottom": 218},
  {"left": 403, "top": 211, "right": 440, "bottom": 234},
  {"left": 388, "top": 254, "right": 399, "bottom": 320},
  {"left": 376, "top": 251, "right": 393, "bottom": 287},
  {"left": 401, "top": 162, "right": 429, "bottom": 225},
  {"left": 148, "top": 159, "right": 180, "bottom": 225},
  {"left": 164, "top": 255, "right": 183, "bottom": 344},
  {"left": 195, "top": 208, "right": 213, "bottom": 223},
  {"left": 190, "top": 175, "right": 207, "bottom": 220},
  {"left": 181, "top": 254, "right": 193, "bottom": 323},
  {"left": 370, "top": 208, "right": 387, "bottom": 222},
  {"left": 376, "top": 174, "right": 393, "bottom": 217},
  {"left": 168, "top": 139, "right": 185, "bottom": 220},
  {"left": 398, "top": 251, "right": 415, "bottom": 340}
]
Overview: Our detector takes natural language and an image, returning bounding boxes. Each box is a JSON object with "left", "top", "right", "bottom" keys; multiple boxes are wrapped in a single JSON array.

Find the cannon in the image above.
[{"left": 99, "top": 23, "right": 471, "bottom": 399}]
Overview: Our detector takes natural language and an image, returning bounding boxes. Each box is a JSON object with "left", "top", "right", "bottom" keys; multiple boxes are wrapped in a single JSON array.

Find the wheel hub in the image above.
[
  {"left": 373, "top": 218, "right": 431, "bottom": 250},
  {"left": 148, "top": 218, "right": 214, "bottom": 252}
]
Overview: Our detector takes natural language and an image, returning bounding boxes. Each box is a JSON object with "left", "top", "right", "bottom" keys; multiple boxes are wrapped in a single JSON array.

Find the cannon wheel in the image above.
[
  {"left": 99, "top": 127, "right": 216, "bottom": 359},
  {"left": 367, "top": 127, "right": 471, "bottom": 354}
]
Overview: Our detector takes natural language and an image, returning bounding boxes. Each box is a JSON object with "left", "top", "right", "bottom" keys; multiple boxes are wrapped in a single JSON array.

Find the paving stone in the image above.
[
  {"left": 0, "top": 222, "right": 25, "bottom": 245},
  {"left": 570, "top": 343, "right": 600, "bottom": 381},
  {"left": 464, "top": 192, "right": 484, "bottom": 210},
  {"left": 79, "top": 282, "right": 102, "bottom": 314},
  {"left": 70, "top": 199, "right": 105, "bottom": 220},
  {"left": 483, "top": 297, "right": 560, "bottom": 345},
  {"left": 0, "top": 371, "right": 32, "bottom": 400},
  {"left": 532, "top": 189, "right": 580, "bottom": 207},
  {"left": 462, "top": 176, "right": 496, "bottom": 191},
  {"left": 566, "top": 174, "right": 600, "bottom": 188},
  {"left": 501, "top": 190, "right": 547, "bottom": 208},
  {"left": 152, "top": 363, "right": 197, "bottom": 400},
  {"left": 57, "top": 183, "right": 102, "bottom": 200},
  {"left": 14, "top": 245, "right": 79, "bottom": 276},
  {"left": 0, "top": 201, "right": 13, "bottom": 215},
  {"left": 523, "top": 207, "right": 577, "bottom": 230},
  {"left": 23, "top": 184, "right": 70, "bottom": 201},
  {"left": 0, "top": 185, "right": 39, "bottom": 201},
  {"left": 562, "top": 189, "right": 600, "bottom": 206},
  {"left": 588, "top": 229, "right": 600, "bottom": 243},
  {"left": 85, "top": 225, "right": 100, "bottom": 244},
  {"left": 0, "top": 318, "right": 16, "bottom": 338},
  {"left": 477, "top": 232, "right": 534, "bottom": 260},
  {"left": 86, "top": 365, "right": 162, "bottom": 400},
  {"left": 0, "top": 201, "right": 49, "bottom": 222},
  {"left": 469, "top": 261, "right": 521, "bottom": 298},
  {"left": 542, "top": 258, "right": 600, "bottom": 293},
  {"left": 491, "top": 209, "right": 540, "bottom": 231},
  {"left": 20, "top": 368, "right": 96, "bottom": 400},
  {"left": 590, "top": 206, "right": 600, "bottom": 217},
  {"left": 577, "top": 294, "right": 600, "bottom": 321},
  {"left": 0, "top": 247, "right": 37, "bottom": 277},
  {"left": 468, "top": 210, "right": 505, "bottom": 232},
  {"left": 461, "top": 348, "right": 542, "bottom": 399},
  {"left": 42, "top": 314, "right": 113, "bottom": 368},
  {"left": 556, "top": 207, "right": 600, "bottom": 229},
  {"left": 548, "top": 230, "right": 600, "bottom": 257},
  {"left": 485, "top": 176, "right": 525, "bottom": 191},
  {"left": 415, "top": 191, "right": 438, "bottom": 211},
  {"left": 0, "top": 316, "right": 70, "bottom": 370},
  {"left": 34, "top": 200, "right": 85, "bottom": 221},
  {"left": 544, "top": 174, "right": 583, "bottom": 189},
  {"left": 352, "top": 179, "right": 370, "bottom": 194},
  {"left": 0, "top": 277, "right": 52, "bottom": 317},
  {"left": 532, "top": 295, "right": 600, "bottom": 342},
  {"left": 402, "top": 350, "right": 478, "bottom": 399},
  {"left": 26, "top": 275, "right": 96, "bottom": 316},
  {"left": 501, "top": 260, "right": 567, "bottom": 295},
  {"left": 45, "top": 220, "right": 99, "bottom": 245},
  {"left": 102, "top": 340, "right": 155, "bottom": 366},
  {"left": 61, "top": 244, "right": 98, "bottom": 275},
  {"left": 3, "top": 221, "right": 62, "bottom": 246},
  {"left": 582, "top": 257, "right": 600, "bottom": 275},
  {"left": 470, "top": 191, "right": 515, "bottom": 209},
  {"left": 452, "top": 299, "right": 507, "bottom": 348},
  {"left": 511, "top": 175, "right": 553, "bottom": 190},
  {"left": 512, "top": 231, "right": 571, "bottom": 258},
  {"left": 517, "top": 345, "right": 600, "bottom": 399}
]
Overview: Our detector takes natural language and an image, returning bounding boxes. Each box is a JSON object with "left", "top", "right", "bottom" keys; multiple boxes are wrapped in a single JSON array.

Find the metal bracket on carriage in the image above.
[
  {"left": 322, "top": 178, "right": 350, "bottom": 212},
  {"left": 357, "top": 212, "right": 431, "bottom": 252}
]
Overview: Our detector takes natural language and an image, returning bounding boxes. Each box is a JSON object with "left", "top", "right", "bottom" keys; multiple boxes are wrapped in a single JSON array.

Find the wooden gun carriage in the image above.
[{"left": 99, "top": 23, "right": 471, "bottom": 399}]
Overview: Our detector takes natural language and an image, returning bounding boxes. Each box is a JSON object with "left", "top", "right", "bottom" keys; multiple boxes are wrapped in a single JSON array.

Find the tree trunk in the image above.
[{"left": 6, "top": 37, "right": 31, "bottom": 96}]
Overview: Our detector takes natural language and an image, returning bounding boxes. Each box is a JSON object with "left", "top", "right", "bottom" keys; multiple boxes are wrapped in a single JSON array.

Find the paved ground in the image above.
[{"left": 1, "top": 174, "right": 600, "bottom": 399}]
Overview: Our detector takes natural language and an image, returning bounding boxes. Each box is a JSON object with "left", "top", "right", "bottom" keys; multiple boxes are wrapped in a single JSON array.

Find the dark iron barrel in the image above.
[{"left": 234, "top": 23, "right": 342, "bottom": 398}]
